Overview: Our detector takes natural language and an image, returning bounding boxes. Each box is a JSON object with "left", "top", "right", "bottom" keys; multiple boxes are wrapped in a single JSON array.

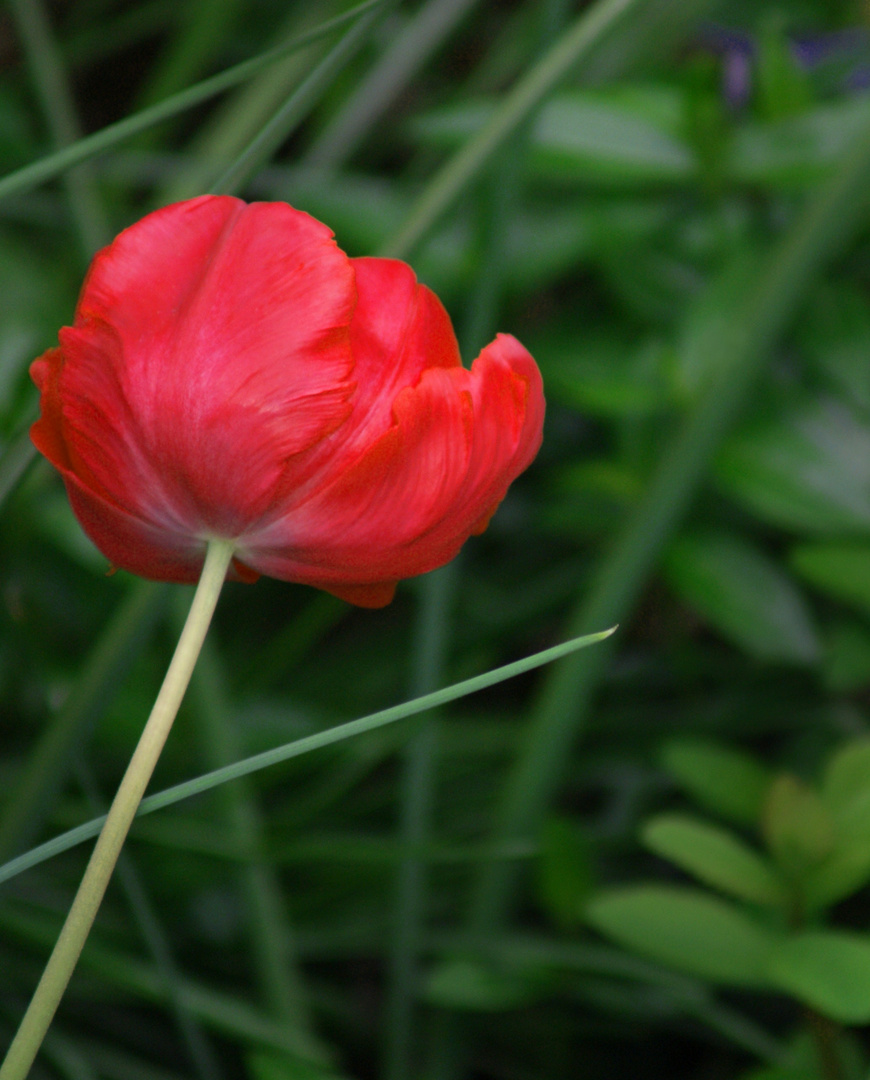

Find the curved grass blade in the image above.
[
  {"left": 0, "top": 629, "right": 614, "bottom": 886},
  {"left": 306, "top": 0, "right": 482, "bottom": 171},
  {"left": 0, "top": 581, "right": 169, "bottom": 863},
  {"left": 0, "top": 0, "right": 388, "bottom": 203},
  {"left": 154, "top": 2, "right": 346, "bottom": 207},
  {"left": 381, "top": 0, "right": 645, "bottom": 260},
  {"left": 8, "top": 0, "right": 110, "bottom": 256},
  {"left": 208, "top": 3, "right": 386, "bottom": 196}
]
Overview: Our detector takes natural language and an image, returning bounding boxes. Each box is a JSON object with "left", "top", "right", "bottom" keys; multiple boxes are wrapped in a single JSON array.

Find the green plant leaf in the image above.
[
  {"left": 820, "top": 620, "right": 870, "bottom": 693},
  {"left": 791, "top": 542, "right": 870, "bottom": 616},
  {"left": 411, "top": 86, "right": 694, "bottom": 187},
  {"left": 769, "top": 930, "right": 870, "bottom": 1023},
  {"left": 731, "top": 96, "right": 870, "bottom": 189},
  {"left": 762, "top": 775, "right": 834, "bottom": 880},
  {"left": 537, "top": 817, "right": 596, "bottom": 927},
  {"left": 802, "top": 843, "right": 870, "bottom": 913},
  {"left": 425, "top": 958, "right": 546, "bottom": 1012},
  {"left": 664, "top": 531, "right": 820, "bottom": 664},
  {"left": 717, "top": 397, "right": 870, "bottom": 534},
  {"left": 660, "top": 738, "right": 771, "bottom": 826},
  {"left": 585, "top": 885, "right": 777, "bottom": 987},
  {"left": 822, "top": 739, "right": 870, "bottom": 833},
  {"left": 642, "top": 813, "right": 786, "bottom": 907}
]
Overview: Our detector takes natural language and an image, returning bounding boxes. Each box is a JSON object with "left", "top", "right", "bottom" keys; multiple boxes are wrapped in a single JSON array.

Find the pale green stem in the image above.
[{"left": 0, "top": 539, "right": 235, "bottom": 1080}]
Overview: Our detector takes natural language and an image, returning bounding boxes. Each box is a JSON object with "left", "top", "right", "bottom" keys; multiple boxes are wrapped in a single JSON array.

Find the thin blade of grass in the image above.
[
  {"left": 0, "top": 581, "right": 169, "bottom": 863},
  {"left": 154, "top": 2, "right": 345, "bottom": 206},
  {"left": 381, "top": 0, "right": 645, "bottom": 260},
  {"left": 7, "top": 0, "right": 110, "bottom": 256},
  {"left": 306, "top": 0, "right": 482, "bottom": 171},
  {"left": 208, "top": 3, "right": 387, "bottom": 196},
  {"left": 0, "top": 0, "right": 387, "bottom": 203},
  {"left": 0, "top": 629, "right": 614, "bottom": 885}
]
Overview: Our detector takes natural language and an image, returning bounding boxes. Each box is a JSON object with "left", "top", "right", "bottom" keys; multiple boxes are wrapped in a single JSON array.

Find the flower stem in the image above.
[{"left": 0, "top": 539, "right": 235, "bottom": 1080}]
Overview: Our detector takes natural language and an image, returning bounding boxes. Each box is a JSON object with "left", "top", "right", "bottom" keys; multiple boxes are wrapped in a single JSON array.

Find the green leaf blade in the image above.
[
  {"left": 642, "top": 814, "right": 786, "bottom": 907},
  {"left": 586, "top": 884, "right": 778, "bottom": 987}
]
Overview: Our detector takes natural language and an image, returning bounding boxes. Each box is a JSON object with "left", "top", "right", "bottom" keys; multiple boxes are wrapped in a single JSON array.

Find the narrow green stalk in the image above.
[
  {"left": 0, "top": 539, "right": 235, "bottom": 1080},
  {"left": 469, "top": 97, "right": 870, "bottom": 932}
]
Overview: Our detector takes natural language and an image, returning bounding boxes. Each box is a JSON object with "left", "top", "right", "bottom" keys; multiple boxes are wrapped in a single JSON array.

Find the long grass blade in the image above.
[
  {"left": 381, "top": 0, "right": 644, "bottom": 260},
  {"left": 0, "top": 581, "right": 169, "bottom": 862},
  {"left": 7, "top": 0, "right": 110, "bottom": 255},
  {"left": 208, "top": 3, "right": 386, "bottom": 196},
  {"left": 0, "top": 629, "right": 614, "bottom": 885},
  {"left": 0, "top": 0, "right": 388, "bottom": 203},
  {"left": 306, "top": 0, "right": 482, "bottom": 171}
]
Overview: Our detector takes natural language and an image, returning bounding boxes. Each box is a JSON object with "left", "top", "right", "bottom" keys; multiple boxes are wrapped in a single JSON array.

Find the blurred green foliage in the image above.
[{"left": 5, "top": 1, "right": 870, "bottom": 1078}]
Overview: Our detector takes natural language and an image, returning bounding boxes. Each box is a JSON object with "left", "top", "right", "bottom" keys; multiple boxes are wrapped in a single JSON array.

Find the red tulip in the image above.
[{"left": 30, "top": 196, "right": 544, "bottom": 607}]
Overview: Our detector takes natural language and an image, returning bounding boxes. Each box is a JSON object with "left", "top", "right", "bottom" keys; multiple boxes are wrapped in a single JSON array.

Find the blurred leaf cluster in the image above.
[{"left": 5, "top": 1, "right": 870, "bottom": 1078}]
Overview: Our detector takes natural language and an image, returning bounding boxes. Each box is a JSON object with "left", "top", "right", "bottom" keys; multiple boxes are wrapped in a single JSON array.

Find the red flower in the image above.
[{"left": 30, "top": 196, "right": 544, "bottom": 607}]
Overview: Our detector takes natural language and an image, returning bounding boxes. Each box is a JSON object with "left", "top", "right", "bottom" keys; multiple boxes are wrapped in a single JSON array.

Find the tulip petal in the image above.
[
  {"left": 325, "top": 581, "right": 398, "bottom": 608},
  {"left": 54, "top": 197, "right": 357, "bottom": 535},
  {"left": 265, "top": 256, "right": 461, "bottom": 509},
  {"left": 240, "top": 334, "right": 543, "bottom": 588},
  {"left": 341, "top": 257, "right": 461, "bottom": 442},
  {"left": 61, "top": 467, "right": 212, "bottom": 583}
]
